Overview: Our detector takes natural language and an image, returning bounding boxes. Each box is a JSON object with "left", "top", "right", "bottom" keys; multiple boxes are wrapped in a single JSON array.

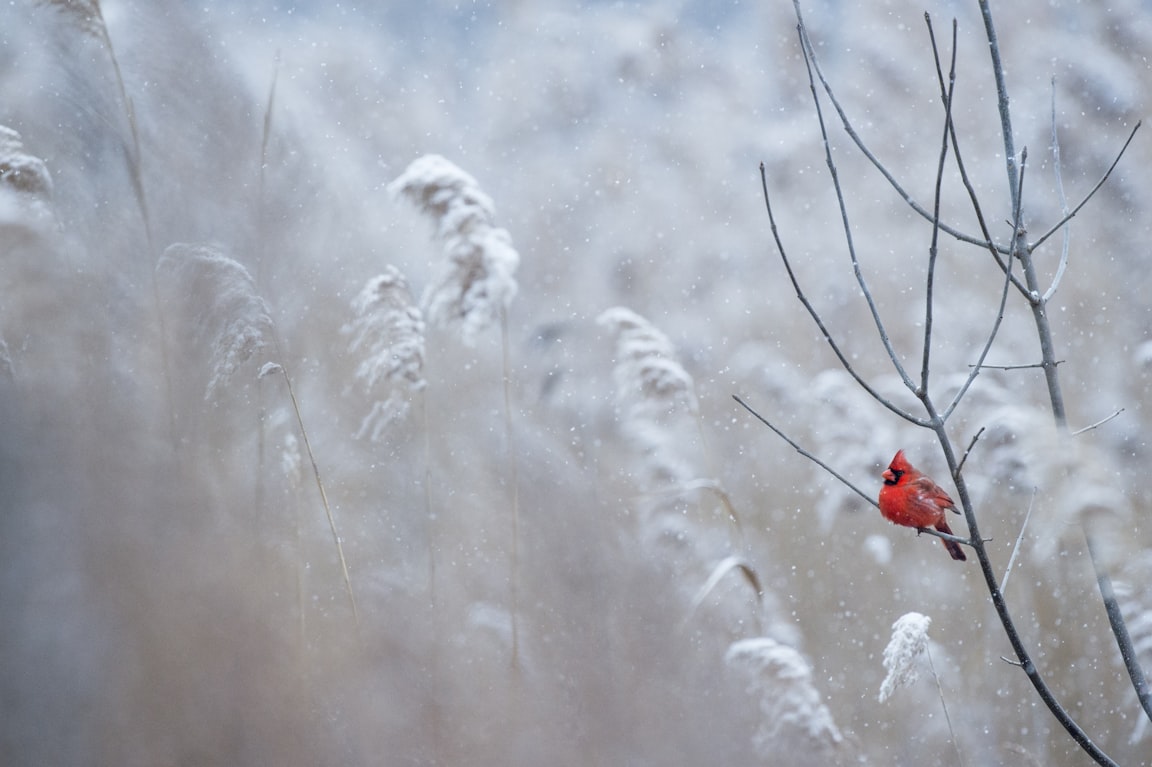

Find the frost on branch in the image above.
[
  {"left": 878, "top": 612, "right": 932, "bottom": 703},
  {"left": 341, "top": 265, "right": 427, "bottom": 441},
  {"left": 156, "top": 243, "right": 274, "bottom": 401},
  {"left": 388, "top": 154, "right": 519, "bottom": 345},
  {"left": 726, "top": 637, "right": 843, "bottom": 757}
]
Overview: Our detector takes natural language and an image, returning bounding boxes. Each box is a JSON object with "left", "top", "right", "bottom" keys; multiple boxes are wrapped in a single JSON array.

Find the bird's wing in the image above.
[{"left": 911, "top": 475, "right": 957, "bottom": 512}]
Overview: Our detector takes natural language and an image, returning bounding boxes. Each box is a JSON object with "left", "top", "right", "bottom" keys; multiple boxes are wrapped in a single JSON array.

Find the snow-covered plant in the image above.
[
  {"left": 388, "top": 154, "right": 519, "bottom": 345},
  {"left": 878, "top": 612, "right": 932, "bottom": 702},
  {"left": 341, "top": 266, "right": 426, "bottom": 441},
  {"left": 598, "top": 306, "right": 699, "bottom": 486},
  {"left": 0, "top": 126, "right": 54, "bottom": 230},
  {"left": 156, "top": 243, "right": 273, "bottom": 400},
  {"left": 726, "top": 637, "right": 843, "bottom": 756}
]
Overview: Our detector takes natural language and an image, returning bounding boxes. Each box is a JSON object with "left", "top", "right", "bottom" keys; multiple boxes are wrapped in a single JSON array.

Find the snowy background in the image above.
[{"left": 1, "top": 1, "right": 1151, "bottom": 764}]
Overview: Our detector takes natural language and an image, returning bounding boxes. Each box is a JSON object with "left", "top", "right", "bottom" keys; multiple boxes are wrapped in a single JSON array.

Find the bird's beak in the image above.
[{"left": 881, "top": 468, "right": 895, "bottom": 482}]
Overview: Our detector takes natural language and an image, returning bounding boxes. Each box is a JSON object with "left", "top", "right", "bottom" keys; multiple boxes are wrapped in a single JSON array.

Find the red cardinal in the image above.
[{"left": 878, "top": 450, "right": 967, "bottom": 561}]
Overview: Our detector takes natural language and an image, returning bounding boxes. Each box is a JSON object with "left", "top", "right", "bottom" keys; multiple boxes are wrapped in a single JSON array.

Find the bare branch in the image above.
[
  {"left": 969, "top": 360, "right": 1063, "bottom": 371},
  {"left": 1041, "top": 78, "right": 1071, "bottom": 303},
  {"left": 759, "top": 164, "right": 925, "bottom": 426},
  {"left": 922, "top": 13, "right": 1020, "bottom": 422},
  {"left": 1000, "top": 489, "right": 1037, "bottom": 594},
  {"left": 956, "top": 426, "right": 984, "bottom": 474},
  {"left": 791, "top": 2, "right": 1000, "bottom": 253},
  {"left": 1030, "top": 120, "right": 1142, "bottom": 252},
  {"left": 732, "top": 394, "right": 878, "bottom": 509},
  {"left": 1071, "top": 408, "right": 1124, "bottom": 436},
  {"left": 794, "top": 25, "right": 923, "bottom": 399},
  {"left": 918, "top": 16, "right": 959, "bottom": 397}
]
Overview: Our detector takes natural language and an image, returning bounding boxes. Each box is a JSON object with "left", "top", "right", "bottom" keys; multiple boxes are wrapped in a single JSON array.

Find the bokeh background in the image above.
[{"left": 1, "top": 1, "right": 1150, "bottom": 764}]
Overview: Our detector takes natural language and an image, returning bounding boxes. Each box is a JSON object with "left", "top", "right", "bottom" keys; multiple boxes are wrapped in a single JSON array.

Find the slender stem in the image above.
[
  {"left": 500, "top": 306, "right": 521, "bottom": 670},
  {"left": 919, "top": 17, "right": 959, "bottom": 397},
  {"left": 791, "top": 0, "right": 1003, "bottom": 254},
  {"left": 1042, "top": 78, "right": 1071, "bottom": 303},
  {"left": 999, "top": 488, "right": 1036, "bottom": 594},
  {"left": 275, "top": 355, "right": 359, "bottom": 626},
  {"left": 1030, "top": 121, "right": 1141, "bottom": 253},
  {"left": 732, "top": 395, "right": 877, "bottom": 508},
  {"left": 1071, "top": 408, "right": 1124, "bottom": 436},
  {"left": 925, "top": 644, "right": 965, "bottom": 767},
  {"left": 978, "top": 0, "right": 1019, "bottom": 211},
  {"left": 921, "top": 13, "right": 1018, "bottom": 423}
]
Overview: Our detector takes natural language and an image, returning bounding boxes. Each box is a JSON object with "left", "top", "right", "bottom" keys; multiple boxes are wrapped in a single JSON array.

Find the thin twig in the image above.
[
  {"left": 1000, "top": 489, "right": 1037, "bottom": 594},
  {"left": 968, "top": 360, "right": 1062, "bottom": 371},
  {"left": 791, "top": 1, "right": 1002, "bottom": 253},
  {"left": 1041, "top": 78, "right": 1071, "bottom": 303},
  {"left": 732, "top": 395, "right": 877, "bottom": 508},
  {"left": 924, "top": 12, "right": 1020, "bottom": 422},
  {"left": 1030, "top": 121, "right": 1142, "bottom": 252},
  {"left": 918, "top": 16, "right": 959, "bottom": 397},
  {"left": 1071, "top": 408, "right": 1125, "bottom": 436},
  {"left": 956, "top": 427, "right": 984, "bottom": 474},
  {"left": 793, "top": 25, "right": 923, "bottom": 401},
  {"left": 269, "top": 357, "right": 360, "bottom": 626},
  {"left": 758, "top": 164, "right": 924, "bottom": 426}
]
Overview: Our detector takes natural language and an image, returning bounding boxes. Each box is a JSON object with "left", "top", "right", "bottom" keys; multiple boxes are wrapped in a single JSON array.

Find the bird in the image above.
[{"left": 878, "top": 450, "right": 967, "bottom": 561}]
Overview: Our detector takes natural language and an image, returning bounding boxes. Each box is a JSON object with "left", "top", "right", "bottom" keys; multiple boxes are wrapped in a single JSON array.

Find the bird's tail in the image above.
[{"left": 935, "top": 520, "right": 967, "bottom": 561}]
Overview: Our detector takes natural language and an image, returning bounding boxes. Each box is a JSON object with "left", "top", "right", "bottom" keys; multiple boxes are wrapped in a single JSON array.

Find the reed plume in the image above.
[
  {"left": 726, "top": 637, "right": 843, "bottom": 755},
  {"left": 342, "top": 265, "right": 426, "bottom": 441},
  {"left": 0, "top": 125, "right": 54, "bottom": 230},
  {"left": 388, "top": 154, "right": 519, "bottom": 345},
  {"left": 156, "top": 243, "right": 273, "bottom": 400},
  {"left": 598, "top": 306, "right": 699, "bottom": 487}
]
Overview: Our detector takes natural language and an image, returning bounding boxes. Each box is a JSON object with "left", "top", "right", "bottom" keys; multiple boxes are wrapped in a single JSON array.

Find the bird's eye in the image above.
[{"left": 891, "top": 469, "right": 903, "bottom": 480}]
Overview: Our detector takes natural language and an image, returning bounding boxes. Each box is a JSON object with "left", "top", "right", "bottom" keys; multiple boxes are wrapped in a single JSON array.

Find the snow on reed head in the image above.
[
  {"left": 0, "top": 126, "right": 52, "bottom": 199},
  {"left": 878, "top": 612, "right": 932, "bottom": 703},
  {"left": 156, "top": 243, "right": 274, "bottom": 400},
  {"left": 341, "top": 265, "right": 427, "bottom": 441},
  {"left": 0, "top": 126, "right": 54, "bottom": 230},
  {"left": 598, "top": 306, "right": 698, "bottom": 484},
  {"left": 388, "top": 154, "right": 519, "bottom": 346},
  {"left": 726, "top": 637, "right": 843, "bottom": 755}
]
